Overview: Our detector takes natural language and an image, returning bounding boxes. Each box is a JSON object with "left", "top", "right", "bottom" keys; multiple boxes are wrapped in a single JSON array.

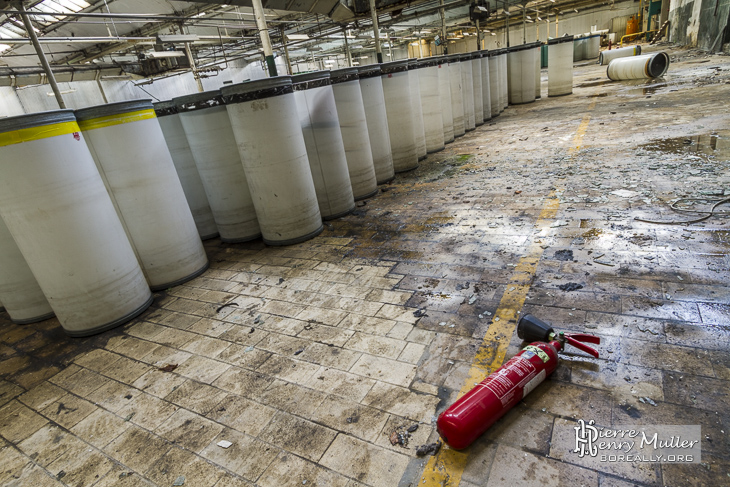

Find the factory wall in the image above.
[{"left": 669, "top": 0, "right": 730, "bottom": 50}]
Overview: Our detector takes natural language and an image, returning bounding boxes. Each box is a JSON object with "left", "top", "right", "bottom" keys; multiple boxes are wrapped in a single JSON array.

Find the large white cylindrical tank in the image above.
[
  {"left": 0, "top": 215, "right": 54, "bottom": 324},
  {"left": 471, "top": 52, "right": 484, "bottom": 126},
  {"left": 599, "top": 45, "right": 641, "bottom": 65},
  {"left": 381, "top": 60, "right": 419, "bottom": 172},
  {"left": 507, "top": 44, "right": 536, "bottom": 105},
  {"left": 607, "top": 52, "right": 670, "bottom": 80},
  {"left": 330, "top": 68, "right": 378, "bottom": 200},
  {"left": 548, "top": 36, "right": 575, "bottom": 97},
  {"left": 408, "top": 60, "right": 428, "bottom": 160},
  {"left": 573, "top": 35, "right": 584, "bottom": 61},
  {"left": 488, "top": 51, "right": 501, "bottom": 117},
  {"left": 480, "top": 52, "right": 492, "bottom": 121},
  {"left": 448, "top": 55, "right": 466, "bottom": 137},
  {"left": 496, "top": 49, "right": 508, "bottom": 111},
  {"left": 586, "top": 34, "right": 601, "bottom": 60},
  {"left": 0, "top": 110, "right": 152, "bottom": 336},
  {"left": 437, "top": 57, "right": 455, "bottom": 144},
  {"left": 460, "top": 53, "right": 476, "bottom": 131},
  {"left": 75, "top": 100, "right": 209, "bottom": 291},
  {"left": 222, "top": 77, "right": 323, "bottom": 245},
  {"left": 154, "top": 101, "right": 218, "bottom": 240},
  {"left": 175, "top": 91, "right": 261, "bottom": 243},
  {"left": 533, "top": 42, "right": 543, "bottom": 99},
  {"left": 416, "top": 58, "right": 445, "bottom": 153},
  {"left": 357, "top": 65, "right": 395, "bottom": 184},
  {"left": 292, "top": 72, "right": 354, "bottom": 219}
]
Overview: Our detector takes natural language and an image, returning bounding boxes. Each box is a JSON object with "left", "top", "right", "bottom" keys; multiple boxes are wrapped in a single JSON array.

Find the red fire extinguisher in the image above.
[{"left": 436, "top": 314, "right": 600, "bottom": 450}]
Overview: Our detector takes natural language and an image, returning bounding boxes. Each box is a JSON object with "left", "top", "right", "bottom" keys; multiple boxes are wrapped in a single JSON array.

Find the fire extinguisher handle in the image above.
[
  {"left": 565, "top": 333, "right": 601, "bottom": 344},
  {"left": 564, "top": 336, "right": 600, "bottom": 358}
]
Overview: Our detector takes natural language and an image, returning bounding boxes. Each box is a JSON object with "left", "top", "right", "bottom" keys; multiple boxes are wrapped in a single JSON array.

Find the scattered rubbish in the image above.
[
  {"left": 253, "top": 315, "right": 263, "bottom": 324},
  {"left": 593, "top": 259, "right": 615, "bottom": 266},
  {"left": 611, "top": 189, "right": 641, "bottom": 198},
  {"left": 557, "top": 283, "right": 584, "bottom": 292},
  {"left": 119, "top": 472, "right": 131, "bottom": 479},
  {"left": 468, "top": 295, "right": 477, "bottom": 305},
  {"left": 173, "top": 476, "right": 186, "bottom": 486},
  {"left": 635, "top": 196, "right": 730, "bottom": 225},
  {"left": 408, "top": 424, "right": 419, "bottom": 433},
  {"left": 217, "top": 440, "right": 233, "bottom": 449},
  {"left": 389, "top": 426, "right": 411, "bottom": 447},
  {"left": 124, "top": 412, "right": 135, "bottom": 422},
  {"left": 244, "top": 346, "right": 254, "bottom": 353},
  {"left": 294, "top": 349, "right": 304, "bottom": 355},
  {"left": 550, "top": 220, "right": 569, "bottom": 228},
  {"left": 56, "top": 471, "right": 66, "bottom": 480},
  {"left": 249, "top": 327, "right": 255, "bottom": 334},
  {"left": 158, "top": 364, "right": 178, "bottom": 373},
  {"left": 413, "top": 308, "right": 428, "bottom": 318},
  {"left": 639, "top": 397, "right": 658, "bottom": 407},
  {"left": 455, "top": 282, "right": 470, "bottom": 291},
  {"left": 439, "top": 322, "right": 447, "bottom": 326},
  {"left": 356, "top": 200, "right": 367, "bottom": 207},
  {"left": 346, "top": 416, "right": 359, "bottom": 424},
  {"left": 514, "top": 190, "right": 522, "bottom": 195},
  {"left": 637, "top": 324, "right": 659, "bottom": 335},
  {"left": 277, "top": 278, "right": 285, "bottom": 285},
  {"left": 416, "top": 442, "right": 442, "bottom": 457},
  {"left": 216, "top": 302, "right": 238, "bottom": 313}
]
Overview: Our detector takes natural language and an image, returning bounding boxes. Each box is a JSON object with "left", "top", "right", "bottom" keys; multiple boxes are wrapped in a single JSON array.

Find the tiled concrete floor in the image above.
[{"left": 1, "top": 45, "right": 729, "bottom": 487}]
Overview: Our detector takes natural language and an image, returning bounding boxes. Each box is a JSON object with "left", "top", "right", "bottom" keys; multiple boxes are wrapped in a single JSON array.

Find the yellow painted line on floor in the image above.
[{"left": 419, "top": 101, "right": 597, "bottom": 487}]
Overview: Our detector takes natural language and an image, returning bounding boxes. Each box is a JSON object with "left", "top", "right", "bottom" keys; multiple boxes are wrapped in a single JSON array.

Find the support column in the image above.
[
  {"left": 280, "top": 26, "right": 292, "bottom": 74},
  {"left": 369, "top": 0, "right": 383, "bottom": 63},
  {"left": 252, "top": 0, "right": 277, "bottom": 77},
  {"left": 343, "top": 27, "right": 352, "bottom": 66},
  {"left": 440, "top": 0, "right": 447, "bottom": 54},
  {"left": 17, "top": 1, "right": 66, "bottom": 109},
  {"left": 184, "top": 42, "right": 204, "bottom": 92},
  {"left": 476, "top": 18, "right": 482, "bottom": 50}
]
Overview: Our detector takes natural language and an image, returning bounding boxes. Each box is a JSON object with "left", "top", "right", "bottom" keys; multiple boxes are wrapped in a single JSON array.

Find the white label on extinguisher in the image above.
[
  {"left": 480, "top": 355, "right": 538, "bottom": 406},
  {"left": 522, "top": 369, "right": 547, "bottom": 398}
]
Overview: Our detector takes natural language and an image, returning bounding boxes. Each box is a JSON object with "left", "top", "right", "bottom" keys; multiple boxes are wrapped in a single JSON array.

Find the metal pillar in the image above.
[
  {"left": 184, "top": 42, "right": 204, "bottom": 92},
  {"left": 280, "top": 27, "right": 292, "bottom": 74},
  {"left": 476, "top": 18, "right": 482, "bottom": 50},
  {"left": 343, "top": 27, "right": 352, "bottom": 66},
  {"left": 369, "top": 0, "right": 383, "bottom": 63},
  {"left": 17, "top": 1, "right": 66, "bottom": 109},
  {"left": 252, "top": 0, "right": 277, "bottom": 77},
  {"left": 523, "top": 9, "right": 526, "bottom": 44},
  {"left": 440, "top": 0, "right": 447, "bottom": 54}
]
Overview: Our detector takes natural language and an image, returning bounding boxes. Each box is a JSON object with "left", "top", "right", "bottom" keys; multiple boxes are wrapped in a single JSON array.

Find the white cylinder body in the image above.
[
  {"left": 155, "top": 102, "right": 219, "bottom": 240},
  {"left": 381, "top": 61, "right": 419, "bottom": 172},
  {"left": 481, "top": 55, "right": 492, "bottom": 120},
  {"left": 293, "top": 75, "right": 355, "bottom": 220},
  {"left": 534, "top": 44, "right": 542, "bottom": 99},
  {"left": 507, "top": 46, "right": 536, "bottom": 105},
  {"left": 331, "top": 70, "right": 378, "bottom": 200},
  {"left": 176, "top": 93, "right": 261, "bottom": 243},
  {"left": 548, "top": 37, "right": 575, "bottom": 97},
  {"left": 222, "top": 77, "right": 323, "bottom": 245},
  {"left": 460, "top": 56, "right": 475, "bottom": 131},
  {"left": 0, "top": 215, "right": 54, "bottom": 324},
  {"left": 607, "top": 52, "right": 670, "bottom": 80},
  {"left": 448, "top": 57, "right": 466, "bottom": 137},
  {"left": 408, "top": 64, "right": 428, "bottom": 159},
  {"left": 437, "top": 59, "right": 455, "bottom": 144},
  {"left": 417, "top": 61, "right": 445, "bottom": 153},
  {"left": 0, "top": 111, "right": 152, "bottom": 336},
  {"left": 599, "top": 46, "right": 641, "bottom": 65},
  {"left": 488, "top": 54, "right": 501, "bottom": 117},
  {"left": 358, "top": 66, "right": 395, "bottom": 184},
  {"left": 471, "top": 56, "right": 484, "bottom": 125},
  {"left": 573, "top": 37, "right": 583, "bottom": 61},
  {"left": 499, "top": 51, "right": 509, "bottom": 111},
  {"left": 76, "top": 100, "right": 209, "bottom": 291},
  {"left": 586, "top": 35, "right": 600, "bottom": 60}
]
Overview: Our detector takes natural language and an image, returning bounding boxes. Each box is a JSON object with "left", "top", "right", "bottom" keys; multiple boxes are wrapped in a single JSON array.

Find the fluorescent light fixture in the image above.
[
  {"left": 574, "top": 8, "right": 579, "bottom": 12},
  {"left": 537, "top": 16, "right": 542, "bottom": 20},
  {"left": 48, "top": 89, "right": 76, "bottom": 96},
  {"left": 351, "top": 62, "right": 360, "bottom": 65},
  {"left": 491, "top": 32, "right": 496, "bottom": 36},
  {"left": 286, "top": 34, "right": 309, "bottom": 40},
  {"left": 526, "top": 15, "right": 532, "bottom": 20},
  {"left": 0, "top": 44, "right": 10, "bottom": 52},
  {"left": 147, "top": 51, "right": 186, "bottom": 58}
]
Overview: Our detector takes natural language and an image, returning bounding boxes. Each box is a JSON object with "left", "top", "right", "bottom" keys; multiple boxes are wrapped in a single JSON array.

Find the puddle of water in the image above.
[
  {"left": 640, "top": 132, "right": 730, "bottom": 159},
  {"left": 575, "top": 80, "right": 613, "bottom": 88}
]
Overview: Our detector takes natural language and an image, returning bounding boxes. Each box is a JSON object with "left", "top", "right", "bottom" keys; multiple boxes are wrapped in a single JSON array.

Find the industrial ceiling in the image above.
[{"left": 0, "top": 0, "right": 618, "bottom": 82}]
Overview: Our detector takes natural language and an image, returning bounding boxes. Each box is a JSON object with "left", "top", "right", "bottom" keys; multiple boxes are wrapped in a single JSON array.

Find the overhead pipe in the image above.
[
  {"left": 607, "top": 52, "right": 669, "bottom": 80},
  {"left": 16, "top": 1, "right": 65, "bottom": 108}
]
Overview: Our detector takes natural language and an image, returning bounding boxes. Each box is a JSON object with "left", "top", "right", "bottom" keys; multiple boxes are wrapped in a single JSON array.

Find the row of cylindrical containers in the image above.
[
  {"left": 573, "top": 33, "right": 601, "bottom": 62},
  {"left": 0, "top": 40, "right": 577, "bottom": 336}
]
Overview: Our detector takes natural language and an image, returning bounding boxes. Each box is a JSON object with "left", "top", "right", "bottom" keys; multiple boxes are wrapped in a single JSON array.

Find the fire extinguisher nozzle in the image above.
[{"left": 517, "top": 314, "right": 554, "bottom": 342}]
